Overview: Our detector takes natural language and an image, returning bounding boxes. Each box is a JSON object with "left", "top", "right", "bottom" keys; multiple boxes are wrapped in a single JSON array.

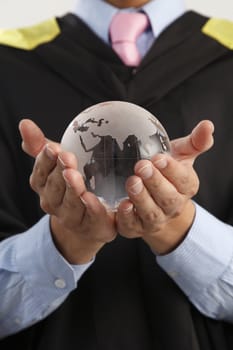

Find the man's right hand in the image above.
[{"left": 19, "top": 119, "right": 117, "bottom": 264}]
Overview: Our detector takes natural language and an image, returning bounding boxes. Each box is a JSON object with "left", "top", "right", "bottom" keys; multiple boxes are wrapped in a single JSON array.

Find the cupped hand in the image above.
[
  {"left": 116, "top": 120, "right": 214, "bottom": 255},
  {"left": 19, "top": 119, "right": 117, "bottom": 264}
]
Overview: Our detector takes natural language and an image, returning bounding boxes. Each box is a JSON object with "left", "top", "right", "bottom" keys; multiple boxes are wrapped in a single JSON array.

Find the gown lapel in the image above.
[
  {"left": 35, "top": 15, "right": 128, "bottom": 102},
  {"left": 128, "top": 12, "right": 229, "bottom": 106}
]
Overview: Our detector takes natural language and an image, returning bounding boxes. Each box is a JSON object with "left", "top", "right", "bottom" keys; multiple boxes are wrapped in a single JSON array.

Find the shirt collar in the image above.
[{"left": 73, "top": 0, "right": 186, "bottom": 43}]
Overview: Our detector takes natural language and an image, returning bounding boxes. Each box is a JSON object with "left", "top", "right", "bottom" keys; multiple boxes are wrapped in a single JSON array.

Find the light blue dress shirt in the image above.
[
  {"left": 1, "top": 0, "right": 233, "bottom": 339},
  {"left": 75, "top": 0, "right": 185, "bottom": 57}
]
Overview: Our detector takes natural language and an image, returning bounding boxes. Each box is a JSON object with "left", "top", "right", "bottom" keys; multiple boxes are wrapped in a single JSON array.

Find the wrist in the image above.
[{"left": 50, "top": 215, "right": 105, "bottom": 264}]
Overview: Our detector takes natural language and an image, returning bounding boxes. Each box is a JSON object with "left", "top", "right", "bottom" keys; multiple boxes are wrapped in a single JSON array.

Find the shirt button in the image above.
[{"left": 54, "top": 278, "right": 66, "bottom": 289}]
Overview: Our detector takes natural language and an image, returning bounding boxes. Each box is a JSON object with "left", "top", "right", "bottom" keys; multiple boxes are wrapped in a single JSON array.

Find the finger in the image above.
[
  {"left": 30, "top": 143, "right": 60, "bottom": 191},
  {"left": 135, "top": 161, "right": 185, "bottom": 216},
  {"left": 117, "top": 199, "right": 141, "bottom": 237},
  {"left": 19, "top": 119, "right": 47, "bottom": 157},
  {"left": 63, "top": 169, "right": 110, "bottom": 218},
  {"left": 43, "top": 151, "right": 79, "bottom": 209},
  {"left": 171, "top": 120, "right": 214, "bottom": 161},
  {"left": 62, "top": 171, "right": 115, "bottom": 242},
  {"left": 63, "top": 169, "right": 107, "bottom": 214},
  {"left": 81, "top": 191, "right": 117, "bottom": 243},
  {"left": 149, "top": 156, "right": 199, "bottom": 196},
  {"left": 58, "top": 169, "right": 87, "bottom": 228},
  {"left": 125, "top": 175, "right": 164, "bottom": 232}
]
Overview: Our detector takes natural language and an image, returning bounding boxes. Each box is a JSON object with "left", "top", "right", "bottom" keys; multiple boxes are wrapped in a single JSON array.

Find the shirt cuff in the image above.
[
  {"left": 0, "top": 215, "right": 94, "bottom": 336},
  {"left": 14, "top": 215, "right": 93, "bottom": 303},
  {"left": 157, "top": 203, "right": 233, "bottom": 301},
  {"left": 71, "top": 259, "right": 95, "bottom": 281}
]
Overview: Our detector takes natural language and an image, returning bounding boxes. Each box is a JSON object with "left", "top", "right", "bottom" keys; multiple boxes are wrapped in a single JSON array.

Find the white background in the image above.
[{"left": 0, "top": 0, "right": 232, "bottom": 28}]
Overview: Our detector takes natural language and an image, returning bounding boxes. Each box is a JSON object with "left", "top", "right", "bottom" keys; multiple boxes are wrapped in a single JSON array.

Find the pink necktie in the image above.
[{"left": 109, "top": 12, "right": 149, "bottom": 67}]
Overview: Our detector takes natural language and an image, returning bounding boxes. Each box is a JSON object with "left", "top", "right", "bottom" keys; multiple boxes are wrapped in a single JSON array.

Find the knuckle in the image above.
[
  {"left": 141, "top": 211, "right": 165, "bottom": 233},
  {"left": 179, "top": 172, "right": 189, "bottom": 186},
  {"left": 144, "top": 210, "right": 160, "bottom": 223},
  {"left": 143, "top": 220, "right": 162, "bottom": 233},
  {"left": 40, "top": 198, "right": 52, "bottom": 213},
  {"left": 171, "top": 205, "right": 183, "bottom": 217},
  {"left": 118, "top": 215, "right": 139, "bottom": 235},
  {"left": 160, "top": 195, "right": 178, "bottom": 211},
  {"left": 187, "top": 177, "right": 199, "bottom": 197},
  {"left": 187, "top": 187, "right": 196, "bottom": 197},
  {"left": 29, "top": 174, "right": 38, "bottom": 191},
  {"left": 34, "top": 162, "right": 46, "bottom": 179},
  {"left": 46, "top": 175, "right": 63, "bottom": 194},
  {"left": 30, "top": 164, "right": 47, "bottom": 191},
  {"left": 179, "top": 168, "right": 200, "bottom": 196},
  {"left": 151, "top": 178, "right": 162, "bottom": 191}
]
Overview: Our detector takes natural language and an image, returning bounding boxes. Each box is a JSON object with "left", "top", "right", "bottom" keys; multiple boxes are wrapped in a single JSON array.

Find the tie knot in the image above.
[
  {"left": 110, "top": 12, "right": 149, "bottom": 43},
  {"left": 109, "top": 12, "right": 149, "bottom": 66}
]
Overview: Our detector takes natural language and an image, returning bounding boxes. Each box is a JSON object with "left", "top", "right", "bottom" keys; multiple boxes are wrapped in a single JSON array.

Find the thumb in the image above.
[
  {"left": 171, "top": 120, "right": 214, "bottom": 161},
  {"left": 19, "top": 119, "right": 47, "bottom": 158},
  {"left": 191, "top": 120, "right": 215, "bottom": 153}
]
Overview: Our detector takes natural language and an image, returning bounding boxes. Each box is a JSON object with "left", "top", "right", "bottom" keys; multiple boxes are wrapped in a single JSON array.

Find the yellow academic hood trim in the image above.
[
  {"left": 0, "top": 18, "right": 61, "bottom": 50},
  {"left": 1, "top": 16, "right": 232, "bottom": 51},
  {"left": 202, "top": 18, "right": 233, "bottom": 50}
]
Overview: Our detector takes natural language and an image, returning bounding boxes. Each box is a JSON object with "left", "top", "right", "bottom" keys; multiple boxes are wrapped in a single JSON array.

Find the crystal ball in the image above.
[{"left": 61, "top": 101, "right": 171, "bottom": 210}]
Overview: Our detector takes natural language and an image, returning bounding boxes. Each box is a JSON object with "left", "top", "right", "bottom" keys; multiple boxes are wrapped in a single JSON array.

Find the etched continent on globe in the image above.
[{"left": 61, "top": 101, "right": 170, "bottom": 210}]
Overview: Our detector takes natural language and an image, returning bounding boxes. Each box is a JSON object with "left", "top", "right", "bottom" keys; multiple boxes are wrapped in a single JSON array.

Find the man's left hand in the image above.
[{"left": 116, "top": 120, "right": 214, "bottom": 255}]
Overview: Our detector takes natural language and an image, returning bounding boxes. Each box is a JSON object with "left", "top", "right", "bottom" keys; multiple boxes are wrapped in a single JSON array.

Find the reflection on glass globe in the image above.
[{"left": 61, "top": 101, "right": 171, "bottom": 210}]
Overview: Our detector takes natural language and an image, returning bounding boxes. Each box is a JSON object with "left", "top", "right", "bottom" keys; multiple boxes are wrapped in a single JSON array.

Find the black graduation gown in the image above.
[{"left": 0, "top": 11, "right": 233, "bottom": 350}]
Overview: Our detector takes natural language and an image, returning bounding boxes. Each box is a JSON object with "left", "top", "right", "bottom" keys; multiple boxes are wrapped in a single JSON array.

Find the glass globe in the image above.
[{"left": 61, "top": 101, "right": 170, "bottom": 210}]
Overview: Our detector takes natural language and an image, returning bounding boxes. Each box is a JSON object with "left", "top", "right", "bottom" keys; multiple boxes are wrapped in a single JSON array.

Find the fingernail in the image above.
[
  {"left": 58, "top": 156, "right": 66, "bottom": 169},
  {"left": 62, "top": 171, "right": 71, "bottom": 188},
  {"left": 80, "top": 196, "right": 88, "bottom": 208},
  {"left": 45, "top": 145, "right": 56, "bottom": 160},
  {"left": 138, "top": 164, "right": 153, "bottom": 179},
  {"left": 129, "top": 180, "right": 143, "bottom": 195},
  {"left": 123, "top": 204, "right": 134, "bottom": 214},
  {"left": 154, "top": 158, "right": 167, "bottom": 169}
]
